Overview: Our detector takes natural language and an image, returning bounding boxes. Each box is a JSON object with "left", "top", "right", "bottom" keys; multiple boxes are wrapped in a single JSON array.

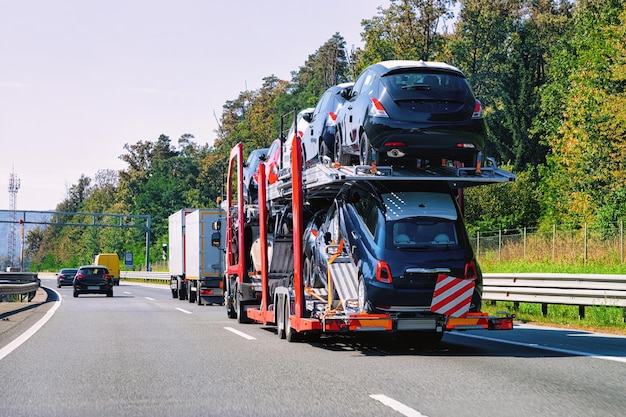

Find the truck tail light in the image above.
[{"left": 376, "top": 261, "right": 393, "bottom": 284}]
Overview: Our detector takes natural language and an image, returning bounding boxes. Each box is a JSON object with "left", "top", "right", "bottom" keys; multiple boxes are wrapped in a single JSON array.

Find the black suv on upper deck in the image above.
[{"left": 335, "top": 60, "right": 486, "bottom": 168}]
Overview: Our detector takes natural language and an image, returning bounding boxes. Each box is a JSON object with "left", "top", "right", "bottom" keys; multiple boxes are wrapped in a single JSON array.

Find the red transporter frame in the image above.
[{"left": 226, "top": 139, "right": 513, "bottom": 339}]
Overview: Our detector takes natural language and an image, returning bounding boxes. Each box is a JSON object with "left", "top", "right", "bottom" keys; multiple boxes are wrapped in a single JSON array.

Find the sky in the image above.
[{"left": 1, "top": 0, "right": 387, "bottom": 212}]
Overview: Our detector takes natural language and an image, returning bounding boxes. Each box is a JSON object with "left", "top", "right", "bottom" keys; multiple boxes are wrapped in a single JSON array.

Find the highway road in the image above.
[{"left": 1, "top": 277, "right": 625, "bottom": 417}]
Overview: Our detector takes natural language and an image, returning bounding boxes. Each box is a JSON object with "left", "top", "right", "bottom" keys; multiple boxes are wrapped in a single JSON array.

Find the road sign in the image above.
[{"left": 124, "top": 252, "right": 133, "bottom": 268}]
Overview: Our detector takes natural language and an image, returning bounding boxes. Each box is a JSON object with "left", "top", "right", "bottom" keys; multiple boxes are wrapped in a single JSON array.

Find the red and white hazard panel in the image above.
[{"left": 430, "top": 274, "right": 475, "bottom": 318}]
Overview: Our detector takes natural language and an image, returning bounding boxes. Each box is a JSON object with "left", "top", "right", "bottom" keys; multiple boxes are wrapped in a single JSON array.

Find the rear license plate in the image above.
[{"left": 87, "top": 286, "right": 100, "bottom": 290}]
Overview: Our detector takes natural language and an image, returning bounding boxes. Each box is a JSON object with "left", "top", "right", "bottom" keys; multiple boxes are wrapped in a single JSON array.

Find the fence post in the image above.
[
  {"left": 523, "top": 227, "right": 527, "bottom": 260},
  {"left": 552, "top": 224, "right": 556, "bottom": 261},
  {"left": 498, "top": 229, "right": 502, "bottom": 263},
  {"left": 476, "top": 230, "right": 480, "bottom": 258},
  {"left": 583, "top": 222, "right": 587, "bottom": 265},
  {"left": 619, "top": 220, "right": 624, "bottom": 264}
]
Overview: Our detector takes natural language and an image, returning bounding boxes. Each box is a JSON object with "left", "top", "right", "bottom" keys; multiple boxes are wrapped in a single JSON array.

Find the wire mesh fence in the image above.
[{"left": 474, "top": 221, "right": 625, "bottom": 265}]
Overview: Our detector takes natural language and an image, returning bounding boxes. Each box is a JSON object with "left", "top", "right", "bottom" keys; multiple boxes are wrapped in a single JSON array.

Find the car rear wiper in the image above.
[
  {"left": 401, "top": 84, "right": 430, "bottom": 90},
  {"left": 396, "top": 245, "right": 429, "bottom": 251}
]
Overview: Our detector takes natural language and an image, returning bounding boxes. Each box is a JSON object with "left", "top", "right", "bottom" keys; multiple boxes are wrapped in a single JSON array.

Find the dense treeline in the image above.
[{"left": 26, "top": 0, "right": 626, "bottom": 271}]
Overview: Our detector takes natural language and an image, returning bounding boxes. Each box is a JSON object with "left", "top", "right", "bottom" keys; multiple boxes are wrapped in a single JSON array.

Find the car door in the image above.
[
  {"left": 343, "top": 70, "right": 377, "bottom": 152},
  {"left": 313, "top": 203, "right": 340, "bottom": 286}
]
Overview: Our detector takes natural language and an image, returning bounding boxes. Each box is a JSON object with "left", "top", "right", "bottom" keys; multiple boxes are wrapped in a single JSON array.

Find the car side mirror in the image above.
[{"left": 302, "top": 112, "right": 312, "bottom": 123}]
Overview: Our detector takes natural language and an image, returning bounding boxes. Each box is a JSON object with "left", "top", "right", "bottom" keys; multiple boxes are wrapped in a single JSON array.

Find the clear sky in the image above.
[{"left": 1, "top": 0, "right": 387, "bottom": 211}]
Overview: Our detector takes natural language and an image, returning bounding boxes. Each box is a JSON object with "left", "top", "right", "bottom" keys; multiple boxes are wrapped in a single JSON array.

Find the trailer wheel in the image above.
[
  {"left": 187, "top": 283, "right": 196, "bottom": 304},
  {"left": 227, "top": 299, "right": 237, "bottom": 319},
  {"left": 285, "top": 300, "right": 300, "bottom": 343},
  {"left": 276, "top": 295, "right": 285, "bottom": 339},
  {"left": 237, "top": 293, "right": 250, "bottom": 324},
  {"left": 197, "top": 290, "right": 203, "bottom": 306},
  {"left": 226, "top": 284, "right": 237, "bottom": 318},
  {"left": 178, "top": 281, "right": 186, "bottom": 301},
  {"left": 171, "top": 289, "right": 178, "bottom": 299}
]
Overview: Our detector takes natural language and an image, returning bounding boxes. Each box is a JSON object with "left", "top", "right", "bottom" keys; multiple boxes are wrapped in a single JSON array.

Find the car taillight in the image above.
[
  {"left": 103, "top": 274, "right": 112, "bottom": 279},
  {"left": 75, "top": 273, "right": 85, "bottom": 280},
  {"left": 59, "top": 274, "right": 65, "bottom": 279},
  {"left": 472, "top": 100, "right": 482, "bottom": 119},
  {"left": 464, "top": 261, "right": 478, "bottom": 280},
  {"left": 369, "top": 98, "right": 389, "bottom": 118},
  {"left": 384, "top": 141, "right": 406, "bottom": 147},
  {"left": 455, "top": 143, "right": 476, "bottom": 149},
  {"left": 375, "top": 261, "right": 393, "bottom": 284}
]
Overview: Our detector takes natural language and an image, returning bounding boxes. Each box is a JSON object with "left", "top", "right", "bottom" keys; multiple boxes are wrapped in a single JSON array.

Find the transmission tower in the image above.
[{"left": 8, "top": 169, "right": 20, "bottom": 267}]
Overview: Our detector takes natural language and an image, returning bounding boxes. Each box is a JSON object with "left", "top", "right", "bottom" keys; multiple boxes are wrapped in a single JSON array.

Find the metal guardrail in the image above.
[
  {"left": 0, "top": 272, "right": 40, "bottom": 301},
  {"left": 483, "top": 273, "right": 626, "bottom": 317},
  {"left": 116, "top": 271, "right": 626, "bottom": 313},
  {"left": 120, "top": 271, "right": 171, "bottom": 282}
]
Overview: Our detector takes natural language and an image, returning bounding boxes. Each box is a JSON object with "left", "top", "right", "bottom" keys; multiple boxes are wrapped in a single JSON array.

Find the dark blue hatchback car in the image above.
[{"left": 304, "top": 180, "right": 482, "bottom": 316}]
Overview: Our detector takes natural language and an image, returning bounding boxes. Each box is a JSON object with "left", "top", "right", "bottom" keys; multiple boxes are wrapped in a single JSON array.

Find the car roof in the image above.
[
  {"left": 382, "top": 191, "right": 458, "bottom": 221},
  {"left": 372, "top": 60, "right": 465, "bottom": 77},
  {"left": 249, "top": 148, "right": 269, "bottom": 156}
]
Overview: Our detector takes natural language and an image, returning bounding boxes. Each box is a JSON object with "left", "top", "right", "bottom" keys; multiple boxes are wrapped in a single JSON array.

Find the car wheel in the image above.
[
  {"left": 107, "top": 291, "right": 113, "bottom": 297},
  {"left": 359, "top": 132, "right": 372, "bottom": 166},
  {"left": 73, "top": 291, "right": 78, "bottom": 298},
  {"left": 57, "top": 283, "right": 61, "bottom": 288},
  {"left": 303, "top": 256, "right": 313, "bottom": 288},
  {"left": 334, "top": 130, "right": 347, "bottom": 165},
  {"left": 357, "top": 276, "right": 369, "bottom": 313}
]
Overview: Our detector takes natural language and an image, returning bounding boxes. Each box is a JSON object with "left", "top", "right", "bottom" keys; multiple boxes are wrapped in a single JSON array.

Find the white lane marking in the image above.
[
  {"left": 124, "top": 291, "right": 132, "bottom": 295},
  {"left": 224, "top": 327, "right": 256, "bottom": 340},
  {"left": 144, "top": 297, "right": 155, "bottom": 301},
  {"left": 370, "top": 394, "right": 428, "bottom": 417},
  {"left": 453, "top": 332, "right": 626, "bottom": 364},
  {"left": 0, "top": 288, "right": 62, "bottom": 361},
  {"left": 175, "top": 308, "right": 193, "bottom": 314}
]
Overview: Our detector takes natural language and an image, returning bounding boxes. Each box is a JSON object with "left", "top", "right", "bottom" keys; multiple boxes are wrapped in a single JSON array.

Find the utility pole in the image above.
[{"left": 8, "top": 169, "right": 20, "bottom": 269}]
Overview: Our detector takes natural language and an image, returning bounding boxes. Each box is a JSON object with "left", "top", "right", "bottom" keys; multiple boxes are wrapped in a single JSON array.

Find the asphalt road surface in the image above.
[{"left": 1, "top": 277, "right": 625, "bottom": 417}]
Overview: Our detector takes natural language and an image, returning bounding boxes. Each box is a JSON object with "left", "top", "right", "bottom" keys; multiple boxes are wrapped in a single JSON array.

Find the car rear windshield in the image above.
[
  {"left": 382, "top": 71, "right": 470, "bottom": 103},
  {"left": 81, "top": 267, "right": 109, "bottom": 276},
  {"left": 386, "top": 217, "right": 462, "bottom": 250}
]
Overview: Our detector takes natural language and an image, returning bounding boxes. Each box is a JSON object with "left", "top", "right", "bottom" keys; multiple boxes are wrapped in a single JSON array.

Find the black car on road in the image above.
[
  {"left": 56, "top": 268, "right": 78, "bottom": 288},
  {"left": 73, "top": 265, "right": 114, "bottom": 298}
]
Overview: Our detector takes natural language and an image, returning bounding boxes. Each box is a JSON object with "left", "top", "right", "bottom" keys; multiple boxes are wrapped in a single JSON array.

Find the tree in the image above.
[
  {"left": 355, "top": 0, "right": 454, "bottom": 74},
  {"left": 536, "top": 0, "right": 626, "bottom": 225}
]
